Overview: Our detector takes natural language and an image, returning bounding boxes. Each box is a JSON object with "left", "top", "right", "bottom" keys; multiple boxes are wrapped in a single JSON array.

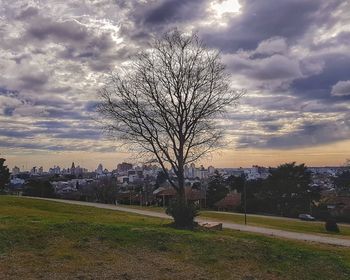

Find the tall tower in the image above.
[{"left": 71, "top": 162, "right": 76, "bottom": 175}]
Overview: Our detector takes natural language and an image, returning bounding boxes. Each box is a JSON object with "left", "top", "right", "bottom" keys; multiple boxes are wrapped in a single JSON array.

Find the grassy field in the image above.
[
  {"left": 119, "top": 204, "right": 350, "bottom": 238},
  {"left": 200, "top": 211, "right": 350, "bottom": 238},
  {"left": 1, "top": 196, "right": 350, "bottom": 280}
]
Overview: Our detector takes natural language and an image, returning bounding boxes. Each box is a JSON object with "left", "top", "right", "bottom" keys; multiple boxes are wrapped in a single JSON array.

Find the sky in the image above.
[{"left": 1, "top": 0, "right": 350, "bottom": 171}]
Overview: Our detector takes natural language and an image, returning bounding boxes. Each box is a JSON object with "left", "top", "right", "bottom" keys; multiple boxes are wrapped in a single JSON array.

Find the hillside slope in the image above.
[{"left": 0, "top": 196, "right": 349, "bottom": 280}]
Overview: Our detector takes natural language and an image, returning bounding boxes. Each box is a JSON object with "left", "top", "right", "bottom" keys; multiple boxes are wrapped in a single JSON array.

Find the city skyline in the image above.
[
  {"left": 7, "top": 148, "right": 349, "bottom": 173},
  {"left": 1, "top": 0, "right": 350, "bottom": 169}
]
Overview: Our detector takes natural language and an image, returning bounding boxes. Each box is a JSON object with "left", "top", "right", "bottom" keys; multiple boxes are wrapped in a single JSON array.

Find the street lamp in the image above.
[{"left": 243, "top": 174, "right": 247, "bottom": 225}]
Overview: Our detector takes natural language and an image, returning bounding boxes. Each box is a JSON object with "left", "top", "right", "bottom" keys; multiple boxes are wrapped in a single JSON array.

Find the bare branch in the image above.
[{"left": 97, "top": 29, "right": 244, "bottom": 195}]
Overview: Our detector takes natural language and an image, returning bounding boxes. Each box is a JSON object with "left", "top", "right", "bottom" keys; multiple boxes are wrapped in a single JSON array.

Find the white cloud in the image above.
[
  {"left": 255, "top": 37, "right": 288, "bottom": 55},
  {"left": 331, "top": 80, "right": 350, "bottom": 96}
]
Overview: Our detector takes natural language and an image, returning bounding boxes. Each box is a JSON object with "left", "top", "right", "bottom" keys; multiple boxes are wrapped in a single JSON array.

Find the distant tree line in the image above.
[
  {"left": 206, "top": 162, "right": 350, "bottom": 221},
  {"left": 0, "top": 158, "right": 10, "bottom": 193},
  {"left": 3, "top": 155, "right": 350, "bottom": 222}
]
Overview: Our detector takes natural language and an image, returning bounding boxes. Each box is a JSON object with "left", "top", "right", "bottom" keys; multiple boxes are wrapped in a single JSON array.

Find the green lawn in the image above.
[
  {"left": 200, "top": 211, "right": 350, "bottom": 238},
  {"left": 1, "top": 196, "right": 350, "bottom": 280},
  {"left": 118, "top": 204, "right": 350, "bottom": 238}
]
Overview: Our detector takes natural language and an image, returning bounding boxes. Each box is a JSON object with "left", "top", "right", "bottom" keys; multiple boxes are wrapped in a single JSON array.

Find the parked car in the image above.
[{"left": 298, "top": 214, "right": 316, "bottom": 221}]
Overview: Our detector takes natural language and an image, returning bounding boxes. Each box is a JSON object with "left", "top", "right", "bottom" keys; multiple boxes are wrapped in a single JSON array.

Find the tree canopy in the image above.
[
  {"left": 206, "top": 170, "right": 228, "bottom": 208},
  {"left": 263, "top": 162, "right": 318, "bottom": 217},
  {"left": 98, "top": 30, "right": 243, "bottom": 200},
  {"left": 0, "top": 158, "right": 10, "bottom": 192}
]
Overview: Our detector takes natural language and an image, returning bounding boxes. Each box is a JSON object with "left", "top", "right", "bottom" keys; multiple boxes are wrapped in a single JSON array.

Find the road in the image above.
[
  {"left": 25, "top": 197, "right": 350, "bottom": 248},
  {"left": 207, "top": 210, "right": 350, "bottom": 228}
]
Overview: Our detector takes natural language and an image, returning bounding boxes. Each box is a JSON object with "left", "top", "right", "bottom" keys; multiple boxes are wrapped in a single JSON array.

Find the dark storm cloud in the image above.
[
  {"left": 27, "top": 18, "right": 88, "bottom": 42},
  {"left": 1, "top": 0, "right": 349, "bottom": 153},
  {"left": 262, "top": 123, "right": 284, "bottom": 132},
  {"left": 201, "top": 0, "right": 342, "bottom": 52},
  {"left": 54, "top": 129, "right": 101, "bottom": 140},
  {"left": 0, "top": 140, "right": 61, "bottom": 151},
  {"left": 237, "top": 117, "right": 350, "bottom": 149},
  {"left": 22, "top": 13, "right": 118, "bottom": 72},
  {"left": 48, "top": 86, "right": 72, "bottom": 94},
  {"left": 19, "top": 73, "right": 49, "bottom": 90},
  {"left": 0, "top": 87, "right": 19, "bottom": 97},
  {"left": 15, "top": 6, "right": 39, "bottom": 20},
  {"left": 0, "top": 139, "right": 85, "bottom": 152},
  {"left": 0, "top": 118, "right": 101, "bottom": 144},
  {"left": 11, "top": 53, "right": 31, "bottom": 64},
  {"left": 120, "top": 0, "right": 209, "bottom": 44},
  {"left": 143, "top": 0, "right": 205, "bottom": 25},
  {"left": 45, "top": 108, "right": 89, "bottom": 120},
  {"left": 291, "top": 53, "right": 350, "bottom": 100},
  {"left": 0, "top": 128, "right": 42, "bottom": 138},
  {"left": 31, "top": 96, "right": 74, "bottom": 108},
  {"left": 85, "top": 101, "right": 99, "bottom": 111},
  {"left": 227, "top": 54, "right": 301, "bottom": 81},
  {"left": 310, "top": 31, "right": 350, "bottom": 51},
  {"left": 58, "top": 32, "right": 115, "bottom": 60},
  {"left": 35, "top": 121, "right": 71, "bottom": 129},
  {"left": 4, "top": 107, "right": 15, "bottom": 116}
]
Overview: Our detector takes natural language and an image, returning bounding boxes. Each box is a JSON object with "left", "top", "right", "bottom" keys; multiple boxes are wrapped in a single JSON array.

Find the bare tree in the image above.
[{"left": 98, "top": 30, "right": 243, "bottom": 205}]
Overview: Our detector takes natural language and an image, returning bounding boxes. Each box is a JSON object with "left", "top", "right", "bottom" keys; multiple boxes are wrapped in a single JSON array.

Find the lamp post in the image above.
[{"left": 243, "top": 175, "right": 247, "bottom": 225}]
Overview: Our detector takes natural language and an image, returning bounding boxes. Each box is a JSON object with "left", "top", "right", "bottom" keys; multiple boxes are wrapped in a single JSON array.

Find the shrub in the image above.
[
  {"left": 325, "top": 219, "right": 340, "bottom": 233},
  {"left": 23, "top": 179, "right": 56, "bottom": 198},
  {"left": 166, "top": 198, "right": 199, "bottom": 229}
]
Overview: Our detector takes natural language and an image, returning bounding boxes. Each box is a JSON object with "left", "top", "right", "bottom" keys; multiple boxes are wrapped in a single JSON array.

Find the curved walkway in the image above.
[
  {"left": 26, "top": 197, "right": 350, "bottom": 248},
  {"left": 208, "top": 210, "right": 350, "bottom": 228}
]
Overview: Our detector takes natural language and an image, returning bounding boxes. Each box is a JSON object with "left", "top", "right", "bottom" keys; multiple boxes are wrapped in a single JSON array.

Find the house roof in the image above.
[
  {"left": 214, "top": 192, "right": 241, "bottom": 209},
  {"left": 153, "top": 187, "right": 205, "bottom": 200},
  {"left": 325, "top": 195, "right": 350, "bottom": 206}
]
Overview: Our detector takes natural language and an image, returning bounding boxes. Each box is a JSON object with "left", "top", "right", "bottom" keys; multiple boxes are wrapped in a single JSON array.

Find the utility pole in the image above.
[
  {"left": 243, "top": 176, "right": 247, "bottom": 225},
  {"left": 140, "top": 189, "right": 142, "bottom": 207}
]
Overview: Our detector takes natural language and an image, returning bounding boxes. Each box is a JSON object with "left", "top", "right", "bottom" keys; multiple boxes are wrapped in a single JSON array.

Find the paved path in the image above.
[
  {"left": 207, "top": 210, "right": 350, "bottom": 228},
  {"left": 26, "top": 197, "right": 350, "bottom": 248}
]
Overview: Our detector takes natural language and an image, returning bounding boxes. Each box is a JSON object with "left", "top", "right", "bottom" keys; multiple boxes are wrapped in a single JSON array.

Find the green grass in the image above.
[
  {"left": 118, "top": 204, "right": 350, "bottom": 238},
  {"left": 199, "top": 211, "right": 350, "bottom": 238},
  {"left": 1, "top": 196, "right": 350, "bottom": 280}
]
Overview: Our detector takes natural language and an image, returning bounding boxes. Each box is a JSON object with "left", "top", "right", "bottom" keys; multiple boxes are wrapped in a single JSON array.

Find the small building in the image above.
[
  {"left": 214, "top": 192, "right": 241, "bottom": 211},
  {"left": 324, "top": 196, "right": 350, "bottom": 217},
  {"left": 153, "top": 187, "right": 206, "bottom": 207}
]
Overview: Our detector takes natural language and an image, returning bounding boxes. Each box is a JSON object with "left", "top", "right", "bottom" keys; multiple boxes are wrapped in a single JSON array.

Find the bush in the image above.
[
  {"left": 312, "top": 204, "right": 329, "bottom": 221},
  {"left": 166, "top": 198, "right": 199, "bottom": 229},
  {"left": 23, "top": 179, "right": 56, "bottom": 198},
  {"left": 325, "top": 219, "right": 340, "bottom": 233}
]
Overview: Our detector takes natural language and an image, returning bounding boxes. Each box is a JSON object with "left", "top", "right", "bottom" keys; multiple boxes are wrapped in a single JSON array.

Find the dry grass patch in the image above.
[{"left": 0, "top": 196, "right": 350, "bottom": 280}]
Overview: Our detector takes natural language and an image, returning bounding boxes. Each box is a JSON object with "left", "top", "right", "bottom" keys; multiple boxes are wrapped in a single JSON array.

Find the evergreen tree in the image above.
[
  {"left": 334, "top": 170, "right": 350, "bottom": 195},
  {"left": 226, "top": 174, "right": 245, "bottom": 192},
  {"left": 0, "top": 158, "right": 10, "bottom": 193},
  {"left": 155, "top": 171, "right": 167, "bottom": 188},
  {"left": 263, "top": 162, "right": 319, "bottom": 217},
  {"left": 23, "top": 179, "right": 55, "bottom": 198},
  {"left": 206, "top": 170, "right": 228, "bottom": 208}
]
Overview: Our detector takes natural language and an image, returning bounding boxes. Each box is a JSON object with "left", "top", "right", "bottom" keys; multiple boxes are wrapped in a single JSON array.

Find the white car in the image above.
[{"left": 298, "top": 214, "right": 316, "bottom": 221}]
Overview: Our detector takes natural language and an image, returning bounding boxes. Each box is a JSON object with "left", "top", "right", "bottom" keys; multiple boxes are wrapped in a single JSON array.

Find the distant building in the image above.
[
  {"left": 49, "top": 166, "right": 61, "bottom": 175},
  {"left": 208, "top": 166, "right": 215, "bottom": 175},
  {"left": 10, "top": 177, "right": 25, "bottom": 187},
  {"left": 117, "top": 162, "right": 133, "bottom": 172},
  {"left": 96, "top": 163, "right": 103, "bottom": 175},
  {"left": 12, "top": 166, "right": 20, "bottom": 175},
  {"left": 188, "top": 163, "right": 196, "bottom": 178},
  {"left": 214, "top": 192, "right": 241, "bottom": 211},
  {"left": 30, "top": 166, "right": 37, "bottom": 175},
  {"left": 71, "top": 162, "right": 76, "bottom": 175}
]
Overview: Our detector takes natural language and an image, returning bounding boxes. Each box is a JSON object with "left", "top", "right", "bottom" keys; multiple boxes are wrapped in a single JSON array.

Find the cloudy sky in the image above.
[{"left": 1, "top": 0, "right": 350, "bottom": 170}]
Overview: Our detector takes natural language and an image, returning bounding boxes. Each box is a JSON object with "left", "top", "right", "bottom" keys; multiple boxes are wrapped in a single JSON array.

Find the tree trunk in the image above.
[{"left": 177, "top": 162, "right": 186, "bottom": 204}]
